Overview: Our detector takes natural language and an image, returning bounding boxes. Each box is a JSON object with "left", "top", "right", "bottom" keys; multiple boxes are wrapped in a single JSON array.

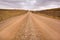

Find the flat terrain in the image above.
[
  {"left": 32, "top": 8, "right": 60, "bottom": 19},
  {"left": 0, "top": 12, "right": 60, "bottom": 40},
  {"left": 0, "top": 9, "right": 27, "bottom": 21}
]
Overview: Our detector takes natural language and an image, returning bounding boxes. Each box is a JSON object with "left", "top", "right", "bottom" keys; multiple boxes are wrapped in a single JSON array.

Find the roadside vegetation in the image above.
[
  {"left": 32, "top": 8, "right": 60, "bottom": 19},
  {"left": 0, "top": 9, "right": 27, "bottom": 21}
]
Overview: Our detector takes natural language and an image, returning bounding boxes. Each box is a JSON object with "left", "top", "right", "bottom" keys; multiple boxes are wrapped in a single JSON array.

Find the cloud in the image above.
[{"left": 0, "top": 0, "right": 60, "bottom": 10}]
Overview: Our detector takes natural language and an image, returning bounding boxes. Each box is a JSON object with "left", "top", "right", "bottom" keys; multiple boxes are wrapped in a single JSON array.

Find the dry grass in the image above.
[
  {"left": 32, "top": 8, "right": 60, "bottom": 19},
  {"left": 0, "top": 9, "right": 28, "bottom": 21}
]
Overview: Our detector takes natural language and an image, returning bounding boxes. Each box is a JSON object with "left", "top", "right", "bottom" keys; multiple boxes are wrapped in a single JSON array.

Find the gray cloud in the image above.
[{"left": 0, "top": 0, "right": 60, "bottom": 10}]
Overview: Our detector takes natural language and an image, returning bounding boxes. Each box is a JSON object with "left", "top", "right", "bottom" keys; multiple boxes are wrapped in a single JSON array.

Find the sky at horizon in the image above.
[{"left": 0, "top": 0, "right": 60, "bottom": 10}]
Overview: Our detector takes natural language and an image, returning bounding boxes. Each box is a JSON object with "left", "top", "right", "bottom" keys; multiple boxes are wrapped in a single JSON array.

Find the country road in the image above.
[{"left": 0, "top": 12, "right": 60, "bottom": 40}]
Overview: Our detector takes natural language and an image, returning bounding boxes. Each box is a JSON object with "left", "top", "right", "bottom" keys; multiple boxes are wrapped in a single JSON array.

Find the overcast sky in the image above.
[{"left": 0, "top": 0, "right": 60, "bottom": 10}]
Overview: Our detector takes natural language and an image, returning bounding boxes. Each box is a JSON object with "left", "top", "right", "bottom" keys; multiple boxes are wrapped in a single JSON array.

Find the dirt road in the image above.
[{"left": 0, "top": 12, "right": 60, "bottom": 40}]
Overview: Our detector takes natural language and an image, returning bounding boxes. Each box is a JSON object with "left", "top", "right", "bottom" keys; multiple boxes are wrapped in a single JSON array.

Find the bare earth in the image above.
[{"left": 0, "top": 12, "right": 60, "bottom": 40}]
